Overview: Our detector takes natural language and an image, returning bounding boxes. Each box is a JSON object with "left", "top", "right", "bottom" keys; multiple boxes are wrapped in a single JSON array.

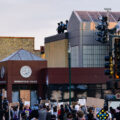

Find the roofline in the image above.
[
  {"left": 73, "top": 11, "right": 82, "bottom": 22},
  {"left": 74, "top": 10, "right": 111, "bottom": 12},
  {"left": 45, "top": 32, "right": 68, "bottom": 43},
  {"left": 0, "top": 36, "right": 34, "bottom": 39},
  {"left": 74, "top": 10, "right": 120, "bottom": 14}
]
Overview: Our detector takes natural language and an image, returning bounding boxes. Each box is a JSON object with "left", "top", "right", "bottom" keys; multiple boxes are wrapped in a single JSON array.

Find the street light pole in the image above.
[{"left": 68, "top": 42, "right": 71, "bottom": 105}]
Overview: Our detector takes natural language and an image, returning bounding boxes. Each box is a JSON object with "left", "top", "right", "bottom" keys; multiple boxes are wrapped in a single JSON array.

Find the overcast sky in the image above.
[{"left": 0, "top": 0, "right": 120, "bottom": 49}]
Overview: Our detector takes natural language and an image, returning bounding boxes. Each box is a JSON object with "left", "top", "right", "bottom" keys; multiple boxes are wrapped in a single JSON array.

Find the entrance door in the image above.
[
  {"left": 12, "top": 91, "right": 19, "bottom": 102},
  {"left": 31, "top": 90, "right": 38, "bottom": 107},
  {"left": 20, "top": 90, "right": 30, "bottom": 102}
]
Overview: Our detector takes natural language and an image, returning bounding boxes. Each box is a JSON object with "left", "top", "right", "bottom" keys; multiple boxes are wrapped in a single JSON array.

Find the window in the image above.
[
  {"left": 71, "top": 46, "right": 79, "bottom": 67},
  {"left": 83, "top": 45, "right": 109, "bottom": 67}
]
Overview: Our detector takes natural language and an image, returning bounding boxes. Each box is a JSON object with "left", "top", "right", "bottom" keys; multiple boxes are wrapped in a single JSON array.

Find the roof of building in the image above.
[
  {"left": 0, "top": 49, "right": 45, "bottom": 62},
  {"left": 0, "top": 36, "right": 34, "bottom": 39},
  {"left": 45, "top": 32, "right": 68, "bottom": 43},
  {"left": 75, "top": 11, "right": 120, "bottom": 22}
]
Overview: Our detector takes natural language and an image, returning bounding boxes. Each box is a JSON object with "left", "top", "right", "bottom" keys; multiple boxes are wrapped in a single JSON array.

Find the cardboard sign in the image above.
[
  {"left": 72, "top": 102, "right": 77, "bottom": 106},
  {"left": 87, "top": 97, "right": 104, "bottom": 108},
  {"left": 41, "top": 100, "right": 50, "bottom": 104},
  {"left": 78, "top": 99, "right": 86, "bottom": 106},
  {"left": 10, "top": 102, "right": 19, "bottom": 107}
]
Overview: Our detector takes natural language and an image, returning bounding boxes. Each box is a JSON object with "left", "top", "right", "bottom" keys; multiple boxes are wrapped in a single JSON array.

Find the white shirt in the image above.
[{"left": 75, "top": 105, "right": 80, "bottom": 111}]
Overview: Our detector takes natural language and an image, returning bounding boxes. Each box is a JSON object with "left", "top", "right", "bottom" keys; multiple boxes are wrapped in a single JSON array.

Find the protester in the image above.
[
  {"left": 2, "top": 97, "right": 120, "bottom": 120},
  {"left": 46, "top": 105, "right": 52, "bottom": 120},
  {"left": 38, "top": 104, "right": 47, "bottom": 120},
  {"left": 10, "top": 105, "right": 19, "bottom": 120},
  {"left": 21, "top": 112, "right": 27, "bottom": 120},
  {"left": 75, "top": 104, "right": 80, "bottom": 111},
  {"left": 87, "top": 107, "right": 95, "bottom": 120},
  {"left": 52, "top": 106, "right": 58, "bottom": 120},
  {"left": 114, "top": 106, "right": 120, "bottom": 120},
  {"left": 67, "top": 112, "right": 73, "bottom": 120},
  {"left": 57, "top": 20, "right": 68, "bottom": 34},
  {"left": 19, "top": 98, "right": 24, "bottom": 118},
  {"left": 30, "top": 105, "right": 39, "bottom": 119},
  {"left": 51, "top": 114, "right": 57, "bottom": 120},
  {"left": 23, "top": 105, "right": 32, "bottom": 119},
  {"left": 76, "top": 110, "right": 86, "bottom": 120},
  {"left": 58, "top": 104, "right": 65, "bottom": 120},
  {"left": 3, "top": 97, "right": 9, "bottom": 120},
  {"left": 104, "top": 106, "right": 112, "bottom": 120}
]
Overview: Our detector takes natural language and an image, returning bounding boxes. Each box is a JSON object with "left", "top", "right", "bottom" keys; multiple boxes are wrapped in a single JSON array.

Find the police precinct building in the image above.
[
  {"left": 1, "top": 11, "right": 120, "bottom": 104},
  {"left": 0, "top": 49, "right": 47, "bottom": 106},
  {"left": 0, "top": 48, "right": 109, "bottom": 104}
]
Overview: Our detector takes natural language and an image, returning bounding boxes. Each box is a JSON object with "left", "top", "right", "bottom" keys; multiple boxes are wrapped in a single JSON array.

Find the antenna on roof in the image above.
[{"left": 104, "top": 8, "right": 112, "bottom": 22}]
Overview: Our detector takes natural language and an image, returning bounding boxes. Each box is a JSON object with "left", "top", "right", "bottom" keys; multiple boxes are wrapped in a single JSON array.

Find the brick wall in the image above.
[{"left": 0, "top": 37, "right": 40, "bottom": 60}]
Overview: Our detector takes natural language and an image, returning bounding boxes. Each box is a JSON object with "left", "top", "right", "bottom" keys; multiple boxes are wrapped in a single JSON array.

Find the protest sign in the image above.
[
  {"left": 41, "top": 100, "right": 50, "bottom": 104},
  {"left": 24, "top": 101, "right": 30, "bottom": 106},
  {"left": 87, "top": 97, "right": 104, "bottom": 108},
  {"left": 78, "top": 99, "right": 86, "bottom": 106}
]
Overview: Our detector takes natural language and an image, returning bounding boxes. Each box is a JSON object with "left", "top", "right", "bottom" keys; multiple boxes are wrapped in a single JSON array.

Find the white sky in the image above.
[{"left": 0, "top": 0, "right": 120, "bottom": 49}]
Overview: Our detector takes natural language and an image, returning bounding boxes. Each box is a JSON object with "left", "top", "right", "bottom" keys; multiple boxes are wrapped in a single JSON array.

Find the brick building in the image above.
[{"left": 0, "top": 49, "right": 47, "bottom": 106}]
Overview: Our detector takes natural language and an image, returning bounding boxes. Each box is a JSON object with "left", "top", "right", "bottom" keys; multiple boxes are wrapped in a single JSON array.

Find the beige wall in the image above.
[
  {"left": 45, "top": 39, "right": 68, "bottom": 67},
  {"left": 0, "top": 37, "right": 40, "bottom": 60}
]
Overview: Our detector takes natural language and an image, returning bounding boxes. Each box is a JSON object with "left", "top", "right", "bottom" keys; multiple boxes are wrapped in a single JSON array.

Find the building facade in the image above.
[
  {"left": 68, "top": 11, "right": 119, "bottom": 67},
  {"left": 0, "top": 49, "right": 47, "bottom": 105},
  {"left": 44, "top": 11, "right": 120, "bottom": 101},
  {"left": 45, "top": 11, "right": 119, "bottom": 68}
]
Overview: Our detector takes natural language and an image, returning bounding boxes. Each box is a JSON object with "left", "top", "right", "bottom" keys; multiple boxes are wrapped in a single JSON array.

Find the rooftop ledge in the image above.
[{"left": 45, "top": 32, "right": 68, "bottom": 43}]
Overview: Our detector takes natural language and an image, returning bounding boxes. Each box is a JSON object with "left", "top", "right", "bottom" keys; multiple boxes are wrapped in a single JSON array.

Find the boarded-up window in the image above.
[{"left": 20, "top": 90, "right": 30, "bottom": 102}]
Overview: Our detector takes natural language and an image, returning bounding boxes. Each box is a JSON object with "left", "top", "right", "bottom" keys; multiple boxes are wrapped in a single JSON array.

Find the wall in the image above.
[
  {"left": 0, "top": 60, "right": 47, "bottom": 102},
  {"left": 67, "top": 12, "right": 116, "bottom": 68},
  {"left": 47, "top": 68, "right": 109, "bottom": 84},
  {"left": 0, "top": 37, "right": 40, "bottom": 60},
  {"left": 45, "top": 34, "right": 68, "bottom": 67}
]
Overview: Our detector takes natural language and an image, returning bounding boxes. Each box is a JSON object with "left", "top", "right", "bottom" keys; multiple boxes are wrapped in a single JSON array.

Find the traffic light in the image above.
[
  {"left": 96, "top": 16, "right": 108, "bottom": 43},
  {"left": 104, "top": 56, "right": 114, "bottom": 76},
  {"left": 114, "top": 39, "right": 120, "bottom": 78},
  {"left": 40, "top": 46, "right": 45, "bottom": 54}
]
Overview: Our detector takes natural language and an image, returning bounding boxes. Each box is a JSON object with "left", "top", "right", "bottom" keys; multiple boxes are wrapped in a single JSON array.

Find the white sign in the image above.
[
  {"left": 78, "top": 99, "right": 86, "bottom": 106},
  {"left": 24, "top": 101, "right": 30, "bottom": 106},
  {"left": 14, "top": 80, "right": 37, "bottom": 83},
  {"left": 109, "top": 101, "right": 120, "bottom": 109}
]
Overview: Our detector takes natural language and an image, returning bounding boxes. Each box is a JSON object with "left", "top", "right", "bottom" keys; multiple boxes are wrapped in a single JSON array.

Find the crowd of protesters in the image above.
[
  {"left": 57, "top": 20, "right": 68, "bottom": 34},
  {"left": 1, "top": 98, "right": 120, "bottom": 120}
]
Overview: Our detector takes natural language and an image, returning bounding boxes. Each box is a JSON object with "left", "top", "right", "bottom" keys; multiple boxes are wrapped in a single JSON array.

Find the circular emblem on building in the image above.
[
  {"left": 1, "top": 66, "right": 5, "bottom": 79},
  {"left": 20, "top": 66, "right": 32, "bottom": 78},
  {"left": 115, "top": 93, "right": 120, "bottom": 99}
]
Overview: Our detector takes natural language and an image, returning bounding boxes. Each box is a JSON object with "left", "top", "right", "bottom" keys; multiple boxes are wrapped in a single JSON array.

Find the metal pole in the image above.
[
  {"left": 104, "top": 8, "right": 111, "bottom": 22},
  {"left": 68, "top": 43, "right": 71, "bottom": 105}
]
